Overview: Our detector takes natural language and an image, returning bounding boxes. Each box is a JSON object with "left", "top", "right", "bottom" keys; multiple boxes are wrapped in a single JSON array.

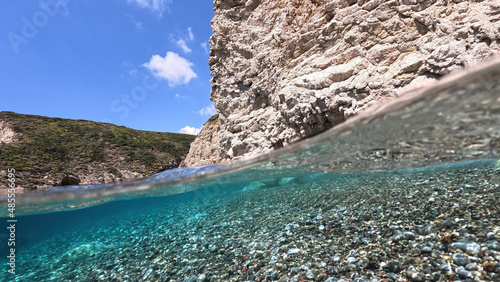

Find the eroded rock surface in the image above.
[
  {"left": 0, "top": 121, "right": 18, "bottom": 144},
  {"left": 180, "top": 115, "right": 229, "bottom": 167},
  {"left": 202, "top": 0, "right": 500, "bottom": 161}
]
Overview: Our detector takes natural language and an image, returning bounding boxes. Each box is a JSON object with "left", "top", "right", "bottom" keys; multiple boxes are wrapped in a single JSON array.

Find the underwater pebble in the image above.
[
  {"left": 487, "top": 232, "right": 496, "bottom": 240},
  {"left": 438, "top": 263, "right": 453, "bottom": 274},
  {"left": 456, "top": 267, "right": 473, "bottom": 279},
  {"left": 384, "top": 261, "right": 402, "bottom": 273},
  {"left": 452, "top": 253, "right": 468, "bottom": 266},
  {"left": 452, "top": 242, "right": 481, "bottom": 255},
  {"left": 441, "top": 219, "right": 456, "bottom": 229},
  {"left": 487, "top": 240, "right": 500, "bottom": 250},
  {"left": 463, "top": 234, "right": 477, "bottom": 242},
  {"left": 409, "top": 248, "right": 421, "bottom": 256},
  {"left": 142, "top": 268, "right": 152, "bottom": 280},
  {"left": 269, "top": 255, "right": 278, "bottom": 265},
  {"left": 419, "top": 225, "right": 434, "bottom": 235},
  {"left": 393, "top": 231, "right": 416, "bottom": 242},
  {"left": 465, "top": 263, "right": 478, "bottom": 271},
  {"left": 406, "top": 267, "right": 425, "bottom": 282},
  {"left": 430, "top": 272, "right": 444, "bottom": 281},
  {"left": 306, "top": 271, "right": 314, "bottom": 279},
  {"left": 460, "top": 183, "right": 477, "bottom": 190},
  {"left": 267, "top": 270, "right": 279, "bottom": 280},
  {"left": 391, "top": 210, "right": 401, "bottom": 218},
  {"left": 421, "top": 246, "right": 432, "bottom": 253}
]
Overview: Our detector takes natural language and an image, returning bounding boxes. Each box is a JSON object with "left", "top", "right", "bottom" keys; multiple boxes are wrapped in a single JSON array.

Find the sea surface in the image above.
[{"left": 1, "top": 61, "right": 500, "bottom": 281}]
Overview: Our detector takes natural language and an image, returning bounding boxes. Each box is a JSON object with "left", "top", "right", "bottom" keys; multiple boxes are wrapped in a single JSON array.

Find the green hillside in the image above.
[{"left": 0, "top": 111, "right": 196, "bottom": 188}]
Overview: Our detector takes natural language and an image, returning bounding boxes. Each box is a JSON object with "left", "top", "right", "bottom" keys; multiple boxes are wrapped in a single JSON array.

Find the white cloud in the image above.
[
  {"left": 171, "top": 28, "right": 194, "bottom": 53},
  {"left": 179, "top": 126, "right": 201, "bottom": 135},
  {"left": 201, "top": 42, "right": 208, "bottom": 54},
  {"left": 175, "top": 93, "right": 186, "bottom": 98},
  {"left": 176, "top": 38, "right": 191, "bottom": 53},
  {"left": 143, "top": 51, "right": 197, "bottom": 87},
  {"left": 197, "top": 104, "right": 217, "bottom": 116},
  {"left": 127, "top": 0, "right": 171, "bottom": 15},
  {"left": 187, "top": 27, "right": 194, "bottom": 41}
]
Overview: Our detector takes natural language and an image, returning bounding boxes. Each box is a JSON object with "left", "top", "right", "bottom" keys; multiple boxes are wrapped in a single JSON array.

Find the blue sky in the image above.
[{"left": 0, "top": 0, "right": 216, "bottom": 135}]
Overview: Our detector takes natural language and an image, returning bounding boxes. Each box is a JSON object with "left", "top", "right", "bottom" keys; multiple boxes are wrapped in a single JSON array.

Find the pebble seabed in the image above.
[{"left": 9, "top": 165, "right": 500, "bottom": 281}]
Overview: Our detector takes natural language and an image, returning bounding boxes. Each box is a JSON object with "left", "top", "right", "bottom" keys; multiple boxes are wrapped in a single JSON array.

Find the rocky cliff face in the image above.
[
  {"left": 180, "top": 115, "right": 229, "bottom": 167},
  {"left": 0, "top": 121, "right": 18, "bottom": 144},
  {"left": 199, "top": 0, "right": 500, "bottom": 162}
]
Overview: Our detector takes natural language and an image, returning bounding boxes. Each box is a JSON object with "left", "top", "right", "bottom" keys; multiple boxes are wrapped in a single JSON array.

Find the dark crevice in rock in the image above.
[{"left": 481, "top": 37, "right": 492, "bottom": 46}]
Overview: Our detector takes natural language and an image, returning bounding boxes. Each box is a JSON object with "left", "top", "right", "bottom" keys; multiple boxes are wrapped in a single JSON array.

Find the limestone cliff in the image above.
[
  {"left": 0, "top": 121, "right": 18, "bottom": 144},
  {"left": 187, "top": 0, "right": 500, "bottom": 165},
  {"left": 180, "top": 115, "right": 229, "bottom": 167}
]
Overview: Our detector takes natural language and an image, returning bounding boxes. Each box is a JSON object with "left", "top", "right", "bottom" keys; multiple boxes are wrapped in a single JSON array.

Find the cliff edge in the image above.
[
  {"left": 185, "top": 0, "right": 500, "bottom": 165},
  {"left": 179, "top": 114, "right": 229, "bottom": 167}
]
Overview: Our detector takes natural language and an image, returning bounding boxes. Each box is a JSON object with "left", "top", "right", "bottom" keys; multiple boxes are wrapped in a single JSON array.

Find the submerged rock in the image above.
[
  {"left": 487, "top": 240, "right": 500, "bottom": 250},
  {"left": 393, "top": 231, "right": 416, "bottom": 242},
  {"left": 451, "top": 242, "right": 481, "bottom": 255},
  {"left": 452, "top": 253, "right": 468, "bottom": 266},
  {"left": 384, "top": 261, "right": 402, "bottom": 273},
  {"left": 487, "top": 232, "right": 496, "bottom": 240},
  {"left": 456, "top": 267, "right": 473, "bottom": 279},
  {"left": 197, "top": 273, "right": 206, "bottom": 282},
  {"left": 406, "top": 266, "right": 425, "bottom": 282}
]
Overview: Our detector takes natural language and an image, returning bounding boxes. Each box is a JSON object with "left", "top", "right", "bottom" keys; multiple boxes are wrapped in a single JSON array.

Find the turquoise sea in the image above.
[{"left": 1, "top": 62, "right": 500, "bottom": 281}]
